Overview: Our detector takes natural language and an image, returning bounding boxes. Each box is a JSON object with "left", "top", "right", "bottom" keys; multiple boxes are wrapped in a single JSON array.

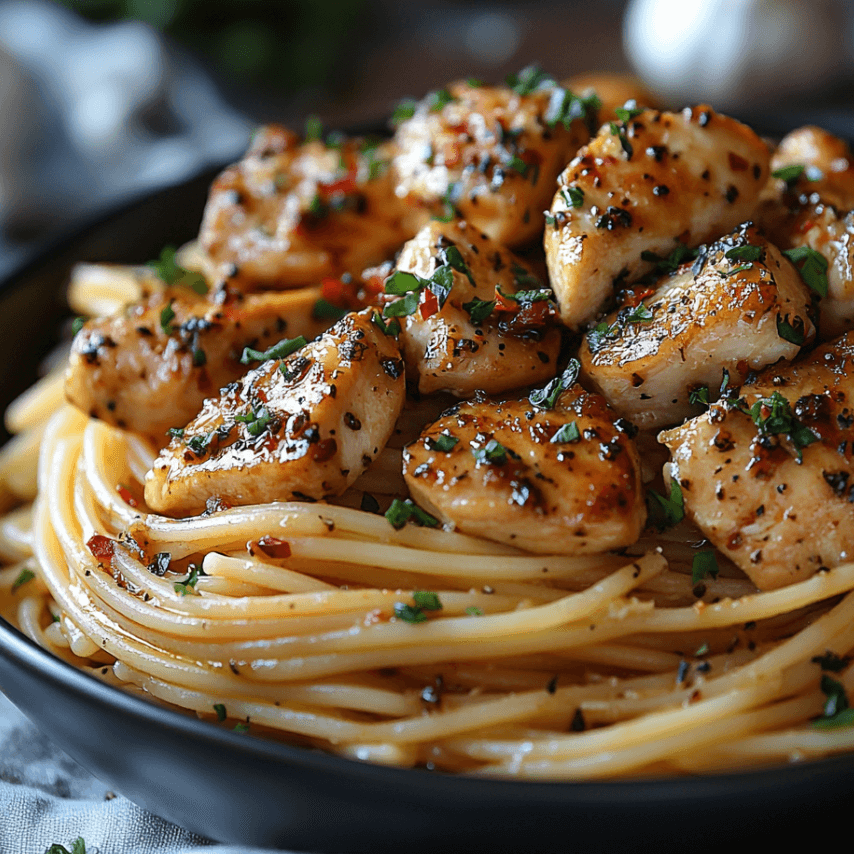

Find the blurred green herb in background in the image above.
[{"left": 56, "top": 0, "right": 367, "bottom": 95}]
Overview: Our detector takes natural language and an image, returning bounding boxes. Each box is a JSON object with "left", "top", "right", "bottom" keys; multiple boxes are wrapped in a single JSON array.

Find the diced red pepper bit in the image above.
[
  {"left": 420, "top": 290, "right": 440, "bottom": 320},
  {"left": 494, "top": 292, "right": 520, "bottom": 313},
  {"left": 319, "top": 170, "right": 358, "bottom": 196},
  {"left": 321, "top": 276, "right": 362, "bottom": 308},
  {"left": 116, "top": 484, "right": 138, "bottom": 508},
  {"left": 620, "top": 286, "right": 656, "bottom": 309},
  {"left": 512, "top": 301, "right": 552, "bottom": 328},
  {"left": 87, "top": 534, "right": 116, "bottom": 567},
  {"left": 253, "top": 536, "right": 292, "bottom": 559}
]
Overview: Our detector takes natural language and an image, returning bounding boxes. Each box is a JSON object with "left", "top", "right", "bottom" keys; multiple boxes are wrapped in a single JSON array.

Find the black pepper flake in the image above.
[
  {"left": 570, "top": 708, "right": 586, "bottom": 732},
  {"left": 676, "top": 659, "right": 690, "bottom": 684},
  {"left": 725, "top": 185, "right": 739, "bottom": 203},
  {"left": 344, "top": 412, "right": 362, "bottom": 431},
  {"left": 546, "top": 676, "right": 558, "bottom": 694},
  {"left": 595, "top": 205, "right": 632, "bottom": 230},
  {"left": 652, "top": 184, "right": 670, "bottom": 196}
]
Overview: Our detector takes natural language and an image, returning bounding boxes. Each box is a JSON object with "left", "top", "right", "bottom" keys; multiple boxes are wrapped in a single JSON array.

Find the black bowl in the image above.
[{"left": 2, "top": 164, "right": 854, "bottom": 854}]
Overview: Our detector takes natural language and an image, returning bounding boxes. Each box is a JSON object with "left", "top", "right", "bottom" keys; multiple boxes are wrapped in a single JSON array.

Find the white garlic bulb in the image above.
[{"left": 623, "top": 0, "right": 852, "bottom": 112}]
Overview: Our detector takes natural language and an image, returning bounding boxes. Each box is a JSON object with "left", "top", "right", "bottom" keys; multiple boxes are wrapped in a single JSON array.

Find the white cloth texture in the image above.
[{"left": 0, "top": 691, "right": 296, "bottom": 854}]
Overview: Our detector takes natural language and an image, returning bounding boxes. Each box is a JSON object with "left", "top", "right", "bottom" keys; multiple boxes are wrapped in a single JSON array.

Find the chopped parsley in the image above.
[
  {"left": 371, "top": 310, "right": 401, "bottom": 337},
  {"left": 465, "top": 606, "right": 484, "bottom": 616},
  {"left": 646, "top": 480, "right": 685, "bottom": 531},
  {"left": 496, "top": 286, "right": 554, "bottom": 306},
  {"left": 44, "top": 839, "right": 87, "bottom": 854},
  {"left": 561, "top": 186, "right": 585, "bottom": 208},
  {"left": 472, "top": 439, "right": 517, "bottom": 466},
  {"left": 385, "top": 499, "right": 440, "bottom": 530},
  {"left": 776, "top": 314, "right": 806, "bottom": 345},
  {"left": 529, "top": 361, "right": 580, "bottom": 410},
  {"left": 383, "top": 244, "right": 475, "bottom": 317},
  {"left": 506, "top": 64, "right": 554, "bottom": 95},
  {"left": 550, "top": 421, "right": 581, "bottom": 444},
  {"left": 725, "top": 244, "right": 763, "bottom": 262},
  {"left": 691, "top": 551, "right": 719, "bottom": 585},
  {"left": 545, "top": 87, "right": 600, "bottom": 133},
  {"left": 12, "top": 567, "right": 35, "bottom": 592},
  {"left": 159, "top": 301, "right": 176, "bottom": 335},
  {"left": 394, "top": 590, "right": 443, "bottom": 623},
  {"left": 608, "top": 121, "right": 633, "bottom": 159},
  {"left": 174, "top": 564, "right": 202, "bottom": 596},
  {"left": 427, "top": 88, "right": 455, "bottom": 111},
  {"left": 732, "top": 391, "right": 818, "bottom": 460},
  {"left": 614, "top": 101, "right": 644, "bottom": 122},
  {"left": 427, "top": 433, "right": 459, "bottom": 452},
  {"left": 812, "top": 674, "right": 854, "bottom": 728},
  {"left": 689, "top": 386, "right": 710, "bottom": 407},
  {"left": 240, "top": 336, "right": 307, "bottom": 365},
  {"left": 214, "top": 703, "right": 227, "bottom": 721},
  {"left": 167, "top": 426, "right": 185, "bottom": 441},
  {"left": 149, "top": 246, "right": 208, "bottom": 294},
  {"left": 587, "top": 303, "right": 654, "bottom": 352},
  {"left": 783, "top": 246, "right": 829, "bottom": 298},
  {"left": 463, "top": 297, "right": 497, "bottom": 324},
  {"left": 312, "top": 298, "right": 347, "bottom": 321},
  {"left": 233, "top": 722, "right": 251, "bottom": 733},
  {"left": 640, "top": 244, "right": 698, "bottom": 276},
  {"left": 772, "top": 164, "right": 804, "bottom": 187},
  {"left": 71, "top": 316, "right": 87, "bottom": 336},
  {"left": 304, "top": 114, "right": 322, "bottom": 141},
  {"left": 235, "top": 406, "right": 272, "bottom": 437},
  {"left": 391, "top": 98, "right": 417, "bottom": 126}
]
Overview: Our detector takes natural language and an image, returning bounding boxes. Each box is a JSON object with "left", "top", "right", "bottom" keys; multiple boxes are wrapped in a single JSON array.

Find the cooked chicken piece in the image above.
[
  {"left": 754, "top": 128, "right": 854, "bottom": 340},
  {"left": 197, "top": 125, "right": 414, "bottom": 291},
  {"left": 391, "top": 74, "right": 593, "bottom": 249},
  {"left": 145, "top": 310, "right": 405, "bottom": 516},
  {"left": 384, "top": 220, "right": 562, "bottom": 397},
  {"left": 66, "top": 286, "right": 333, "bottom": 439},
  {"left": 544, "top": 105, "right": 770, "bottom": 328},
  {"left": 579, "top": 223, "right": 814, "bottom": 430},
  {"left": 767, "top": 126, "right": 854, "bottom": 212},
  {"left": 659, "top": 333, "right": 854, "bottom": 590},
  {"left": 403, "top": 369, "right": 645, "bottom": 553},
  {"left": 562, "top": 71, "right": 659, "bottom": 124}
]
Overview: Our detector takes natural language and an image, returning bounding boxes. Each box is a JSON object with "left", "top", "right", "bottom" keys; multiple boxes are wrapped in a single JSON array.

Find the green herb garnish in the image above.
[
  {"left": 174, "top": 564, "right": 202, "bottom": 596},
  {"left": 159, "top": 301, "right": 176, "bottom": 335},
  {"left": 385, "top": 499, "right": 440, "bottom": 530},
  {"left": 149, "top": 246, "right": 208, "bottom": 294},
  {"left": 214, "top": 703, "right": 227, "bottom": 722},
  {"left": 689, "top": 386, "right": 710, "bottom": 407},
  {"left": 529, "top": 361, "right": 580, "bottom": 410},
  {"left": 772, "top": 164, "right": 805, "bottom": 187},
  {"left": 783, "top": 246, "right": 829, "bottom": 298},
  {"left": 691, "top": 551, "right": 719, "bottom": 584},
  {"left": 371, "top": 311, "right": 401, "bottom": 337},
  {"left": 12, "top": 567, "right": 35, "bottom": 592},
  {"left": 312, "top": 298, "right": 347, "bottom": 321},
  {"left": 647, "top": 480, "right": 685, "bottom": 531},
  {"left": 394, "top": 591, "right": 443, "bottom": 623},
  {"left": 241, "top": 336, "right": 307, "bottom": 365},
  {"left": 725, "top": 245, "right": 763, "bottom": 262},
  {"left": 550, "top": 422, "right": 581, "bottom": 444},
  {"left": 44, "top": 839, "right": 86, "bottom": 854},
  {"left": 561, "top": 186, "right": 584, "bottom": 208},
  {"left": 463, "top": 297, "right": 496, "bottom": 324},
  {"left": 427, "top": 433, "right": 459, "bottom": 452},
  {"left": 776, "top": 314, "right": 806, "bottom": 345},
  {"left": 472, "top": 439, "right": 517, "bottom": 466}
]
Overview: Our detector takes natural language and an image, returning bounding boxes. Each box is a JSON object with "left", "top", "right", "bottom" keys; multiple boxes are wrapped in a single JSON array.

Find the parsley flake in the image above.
[
  {"left": 463, "top": 297, "right": 496, "bottom": 324},
  {"left": 465, "top": 606, "right": 484, "bottom": 616},
  {"left": 691, "top": 551, "right": 719, "bottom": 584},
  {"left": 395, "top": 591, "right": 443, "bottom": 623},
  {"left": 174, "top": 564, "right": 202, "bottom": 596},
  {"left": 772, "top": 164, "right": 805, "bottom": 186},
  {"left": 371, "top": 311, "right": 401, "bottom": 337},
  {"left": 241, "top": 336, "right": 307, "bottom": 365},
  {"left": 12, "top": 567, "right": 35, "bottom": 592},
  {"left": 149, "top": 246, "right": 208, "bottom": 294},
  {"left": 44, "top": 839, "right": 87, "bottom": 854},
  {"left": 312, "top": 298, "right": 347, "bottom": 321},
  {"left": 689, "top": 386, "right": 710, "bottom": 407},
  {"left": 385, "top": 499, "right": 439, "bottom": 530},
  {"left": 427, "top": 433, "right": 459, "bottom": 452},
  {"left": 529, "top": 361, "right": 580, "bottom": 410},
  {"left": 472, "top": 439, "right": 517, "bottom": 466},
  {"left": 159, "top": 301, "right": 176, "bottom": 335},
  {"left": 561, "top": 186, "right": 584, "bottom": 208},
  {"left": 550, "top": 422, "right": 581, "bottom": 444},
  {"left": 783, "top": 246, "right": 829, "bottom": 298},
  {"left": 725, "top": 245, "right": 763, "bottom": 262},
  {"left": 391, "top": 98, "right": 417, "bottom": 126},
  {"left": 71, "top": 316, "right": 87, "bottom": 336},
  {"left": 776, "top": 314, "right": 806, "bottom": 345},
  {"left": 646, "top": 480, "right": 685, "bottom": 531},
  {"left": 214, "top": 703, "right": 227, "bottom": 722}
]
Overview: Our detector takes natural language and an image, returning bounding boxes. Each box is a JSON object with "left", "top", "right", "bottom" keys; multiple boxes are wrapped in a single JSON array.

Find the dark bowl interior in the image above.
[{"left": 2, "top": 143, "right": 854, "bottom": 851}]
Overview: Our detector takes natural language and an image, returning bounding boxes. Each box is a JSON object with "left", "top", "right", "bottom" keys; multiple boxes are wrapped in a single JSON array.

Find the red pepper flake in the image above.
[
  {"left": 419, "top": 290, "right": 440, "bottom": 320},
  {"left": 87, "top": 534, "right": 116, "bottom": 567},
  {"left": 319, "top": 170, "right": 358, "bottom": 196},
  {"left": 254, "top": 536, "right": 292, "bottom": 559},
  {"left": 116, "top": 484, "right": 138, "bottom": 508}
]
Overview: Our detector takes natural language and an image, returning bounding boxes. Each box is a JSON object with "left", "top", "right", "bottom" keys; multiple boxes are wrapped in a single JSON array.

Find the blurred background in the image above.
[{"left": 1, "top": 0, "right": 853, "bottom": 278}]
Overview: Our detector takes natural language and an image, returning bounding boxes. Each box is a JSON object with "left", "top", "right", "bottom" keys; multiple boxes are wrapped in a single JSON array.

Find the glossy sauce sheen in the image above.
[
  {"left": 545, "top": 105, "right": 770, "bottom": 327},
  {"left": 403, "top": 387, "right": 645, "bottom": 553},
  {"left": 145, "top": 309, "right": 405, "bottom": 515}
]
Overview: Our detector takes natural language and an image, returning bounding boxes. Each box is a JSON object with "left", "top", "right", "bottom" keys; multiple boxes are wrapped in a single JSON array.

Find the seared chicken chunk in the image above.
[
  {"left": 145, "top": 310, "right": 405, "bottom": 515},
  {"left": 65, "top": 286, "right": 332, "bottom": 438},
  {"left": 391, "top": 74, "right": 593, "bottom": 249},
  {"left": 579, "top": 223, "right": 814, "bottom": 430},
  {"left": 384, "top": 220, "right": 562, "bottom": 397},
  {"left": 545, "top": 105, "right": 770, "bottom": 327},
  {"left": 403, "top": 367, "right": 645, "bottom": 553},
  {"left": 756, "top": 128, "right": 854, "bottom": 340},
  {"left": 198, "top": 125, "right": 414, "bottom": 291},
  {"left": 660, "top": 333, "right": 854, "bottom": 590},
  {"left": 563, "top": 72, "right": 658, "bottom": 125}
]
